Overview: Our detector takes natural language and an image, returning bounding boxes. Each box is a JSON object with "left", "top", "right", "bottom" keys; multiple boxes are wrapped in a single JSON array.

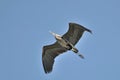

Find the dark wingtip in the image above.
[
  {"left": 45, "top": 71, "right": 51, "bottom": 74},
  {"left": 86, "top": 28, "right": 92, "bottom": 34},
  {"left": 69, "top": 22, "right": 92, "bottom": 34},
  {"left": 44, "top": 69, "right": 52, "bottom": 74}
]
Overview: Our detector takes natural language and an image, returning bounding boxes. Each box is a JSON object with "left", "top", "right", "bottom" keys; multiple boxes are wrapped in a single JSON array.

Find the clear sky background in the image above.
[{"left": 0, "top": 0, "right": 120, "bottom": 80}]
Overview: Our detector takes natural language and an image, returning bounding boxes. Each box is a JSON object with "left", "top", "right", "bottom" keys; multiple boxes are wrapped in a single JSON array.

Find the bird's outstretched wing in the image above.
[
  {"left": 42, "top": 42, "right": 67, "bottom": 73},
  {"left": 62, "top": 23, "right": 92, "bottom": 45}
]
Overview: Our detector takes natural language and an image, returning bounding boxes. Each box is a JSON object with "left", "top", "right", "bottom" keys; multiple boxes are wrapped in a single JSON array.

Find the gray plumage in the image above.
[{"left": 42, "top": 23, "right": 92, "bottom": 73}]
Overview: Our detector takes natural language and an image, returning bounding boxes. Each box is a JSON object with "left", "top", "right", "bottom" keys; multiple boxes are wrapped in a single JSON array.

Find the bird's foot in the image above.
[
  {"left": 78, "top": 54, "right": 84, "bottom": 59},
  {"left": 76, "top": 52, "right": 84, "bottom": 59}
]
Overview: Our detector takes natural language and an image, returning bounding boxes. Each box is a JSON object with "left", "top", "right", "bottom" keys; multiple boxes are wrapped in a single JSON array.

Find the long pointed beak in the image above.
[{"left": 49, "top": 31, "right": 56, "bottom": 36}]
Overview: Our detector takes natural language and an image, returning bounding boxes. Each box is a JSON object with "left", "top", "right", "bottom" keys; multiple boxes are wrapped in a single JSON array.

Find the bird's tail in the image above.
[{"left": 72, "top": 47, "right": 84, "bottom": 59}]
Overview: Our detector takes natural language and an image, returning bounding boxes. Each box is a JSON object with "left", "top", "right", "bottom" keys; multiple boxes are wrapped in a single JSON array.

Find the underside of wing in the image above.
[
  {"left": 42, "top": 42, "right": 67, "bottom": 73},
  {"left": 62, "top": 23, "right": 92, "bottom": 45}
]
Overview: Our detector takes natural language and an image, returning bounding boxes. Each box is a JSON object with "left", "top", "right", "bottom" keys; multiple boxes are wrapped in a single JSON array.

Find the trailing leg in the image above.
[{"left": 72, "top": 47, "right": 84, "bottom": 59}]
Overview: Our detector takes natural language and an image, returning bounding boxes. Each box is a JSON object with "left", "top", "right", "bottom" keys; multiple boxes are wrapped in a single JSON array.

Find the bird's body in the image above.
[
  {"left": 55, "top": 36, "right": 69, "bottom": 49},
  {"left": 54, "top": 35, "right": 73, "bottom": 50},
  {"left": 42, "top": 23, "right": 92, "bottom": 73},
  {"left": 56, "top": 36, "right": 78, "bottom": 53}
]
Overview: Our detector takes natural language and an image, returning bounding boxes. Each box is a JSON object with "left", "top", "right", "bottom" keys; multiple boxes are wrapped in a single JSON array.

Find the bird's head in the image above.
[{"left": 49, "top": 31, "right": 61, "bottom": 40}]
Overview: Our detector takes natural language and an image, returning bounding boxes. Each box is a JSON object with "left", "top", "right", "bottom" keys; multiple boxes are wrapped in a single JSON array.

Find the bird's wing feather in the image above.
[
  {"left": 62, "top": 23, "right": 92, "bottom": 45},
  {"left": 42, "top": 42, "right": 67, "bottom": 73}
]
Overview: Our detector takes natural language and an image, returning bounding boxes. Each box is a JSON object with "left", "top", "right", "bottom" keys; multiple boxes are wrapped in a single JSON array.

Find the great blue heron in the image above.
[{"left": 42, "top": 23, "right": 92, "bottom": 74}]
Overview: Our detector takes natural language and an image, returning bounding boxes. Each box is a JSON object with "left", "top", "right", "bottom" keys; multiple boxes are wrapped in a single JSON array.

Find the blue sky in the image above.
[{"left": 0, "top": 0, "right": 120, "bottom": 80}]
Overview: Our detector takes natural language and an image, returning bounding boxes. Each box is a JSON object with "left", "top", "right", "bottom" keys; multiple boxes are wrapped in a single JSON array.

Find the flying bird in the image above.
[{"left": 42, "top": 23, "right": 92, "bottom": 74}]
